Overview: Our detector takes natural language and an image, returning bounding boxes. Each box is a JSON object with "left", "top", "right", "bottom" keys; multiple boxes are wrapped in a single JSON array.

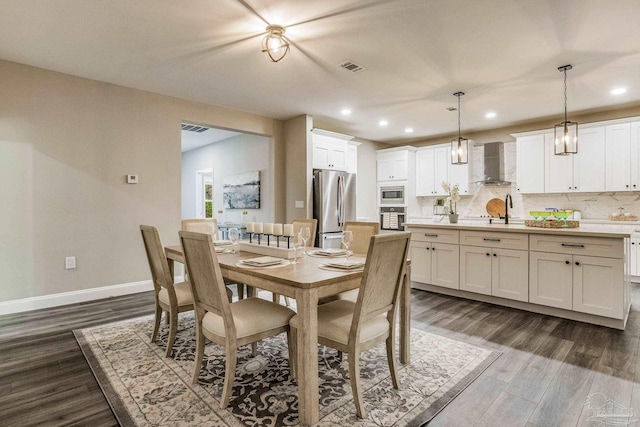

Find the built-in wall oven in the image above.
[
  {"left": 380, "top": 206, "right": 406, "bottom": 231},
  {"left": 379, "top": 185, "right": 405, "bottom": 205}
]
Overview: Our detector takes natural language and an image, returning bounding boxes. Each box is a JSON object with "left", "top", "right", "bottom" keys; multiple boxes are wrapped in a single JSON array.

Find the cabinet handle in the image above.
[
  {"left": 425, "top": 247, "right": 430, "bottom": 250},
  {"left": 565, "top": 260, "right": 570, "bottom": 265},
  {"left": 517, "top": 188, "right": 520, "bottom": 191},
  {"left": 432, "top": 247, "right": 436, "bottom": 251},
  {"left": 483, "top": 238, "right": 501, "bottom": 242},
  {"left": 424, "top": 233, "right": 438, "bottom": 237},
  {"left": 561, "top": 243, "right": 585, "bottom": 248},
  {"left": 575, "top": 261, "right": 581, "bottom": 266},
  {"left": 634, "top": 184, "right": 637, "bottom": 188},
  {"left": 626, "top": 184, "right": 630, "bottom": 188},
  {"left": 486, "top": 253, "right": 490, "bottom": 256},
  {"left": 574, "top": 187, "right": 577, "bottom": 190},
  {"left": 569, "top": 187, "right": 572, "bottom": 190},
  {"left": 493, "top": 253, "right": 497, "bottom": 257}
]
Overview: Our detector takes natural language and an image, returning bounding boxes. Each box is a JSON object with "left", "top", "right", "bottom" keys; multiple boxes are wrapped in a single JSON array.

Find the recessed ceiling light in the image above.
[
  {"left": 485, "top": 112, "right": 497, "bottom": 119},
  {"left": 341, "top": 108, "right": 352, "bottom": 115},
  {"left": 611, "top": 87, "right": 627, "bottom": 95},
  {"left": 405, "top": 128, "right": 414, "bottom": 133},
  {"left": 378, "top": 120, "right": 389, "bottom": 127}
]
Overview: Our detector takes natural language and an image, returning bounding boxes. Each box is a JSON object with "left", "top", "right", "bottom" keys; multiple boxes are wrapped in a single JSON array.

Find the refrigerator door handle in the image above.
[{"left": 337, "top": 175, "right": 344, "bottom": 227}]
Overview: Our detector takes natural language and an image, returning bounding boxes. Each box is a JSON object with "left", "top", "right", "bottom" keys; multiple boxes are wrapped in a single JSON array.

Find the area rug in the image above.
[{"left": 74, "top": 313, "right": 500, "bottom": 426}]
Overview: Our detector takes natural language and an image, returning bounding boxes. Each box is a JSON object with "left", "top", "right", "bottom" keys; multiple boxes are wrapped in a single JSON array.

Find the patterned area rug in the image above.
[{"left": 74, "top": 313, "right": 500, "bottom": 426}]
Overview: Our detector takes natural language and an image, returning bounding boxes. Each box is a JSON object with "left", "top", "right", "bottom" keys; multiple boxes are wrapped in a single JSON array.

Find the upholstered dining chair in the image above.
[
  {"left": 290, "top": 231, "right": 411, "bottom": 418},
  {"left": 181, "top": 218, "right": 247, "bottom": 300},
  {"left": 179, "top": 230, "right": 296, "bottom": 409},
  {"left": 140, "top": 225, "right": 195, "bottom": 358}
]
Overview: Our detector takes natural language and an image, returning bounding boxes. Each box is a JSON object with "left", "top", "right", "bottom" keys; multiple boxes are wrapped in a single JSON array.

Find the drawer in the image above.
[
  {"left": 460, "top": 230, "right": 528, "bottom": 250},
  {"left": 529, "top": 234, "right": 623, "bottom": 258},
  {"left": 408, "top": 227, "right": 459, "bottom": 244}
]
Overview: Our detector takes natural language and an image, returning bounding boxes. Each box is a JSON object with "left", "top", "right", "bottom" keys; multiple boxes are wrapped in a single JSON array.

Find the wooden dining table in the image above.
[{"left": 164, "top": 245, "right": 411, "bottom": 426}]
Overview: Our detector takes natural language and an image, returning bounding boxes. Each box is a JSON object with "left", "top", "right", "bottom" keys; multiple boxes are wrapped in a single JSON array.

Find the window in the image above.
[{"left": 196, "top": 169, "right": 213, "bottom": 219}]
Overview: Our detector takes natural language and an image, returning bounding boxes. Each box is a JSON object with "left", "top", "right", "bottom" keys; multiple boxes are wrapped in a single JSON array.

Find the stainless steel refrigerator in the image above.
[{"left": 313, "top": 169, "right": 356, "bottom": 248}]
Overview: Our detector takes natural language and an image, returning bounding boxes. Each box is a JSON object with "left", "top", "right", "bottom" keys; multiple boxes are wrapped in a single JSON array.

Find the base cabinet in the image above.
[
  {"left": 460, "top": 246, "right": 528, "bottom": 302},
  {"left": 410, "top": 241, "right": 459, "bottom": 289},
  {"left": 530, "top": 251, "right": 624, "bottom": 319}
]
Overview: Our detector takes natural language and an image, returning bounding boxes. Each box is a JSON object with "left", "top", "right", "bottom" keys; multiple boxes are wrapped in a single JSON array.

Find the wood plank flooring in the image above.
[{"left": 1, "top": 284, "right": 638, "bottom": 426}]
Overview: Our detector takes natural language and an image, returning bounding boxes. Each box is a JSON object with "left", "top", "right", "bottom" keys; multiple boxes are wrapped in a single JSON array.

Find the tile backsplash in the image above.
[{"left": 415, "top": 142, "right": 640, "bottom": 219}]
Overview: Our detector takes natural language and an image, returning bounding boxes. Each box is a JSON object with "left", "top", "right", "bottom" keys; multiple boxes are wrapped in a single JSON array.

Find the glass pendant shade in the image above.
[
  {"left": 451, "top": 137, "right": 469, "bottom": 164},
  {"left": 554, "top": 120, "right": 578, "bottom": 155},
  {"left": 262, "top": 25, "right": 289, "bottom": 62}
]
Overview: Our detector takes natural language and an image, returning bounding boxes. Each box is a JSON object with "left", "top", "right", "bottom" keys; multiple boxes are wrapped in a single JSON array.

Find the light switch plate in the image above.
[
  {"left": 295, "top": 201, "right": 304, "bottom": 208},
  {"left": 127, "top": 174, "right": 139, "bottom": 184},
  {"left": 65, "top": 256, "right": 76, "bottom": 269}
]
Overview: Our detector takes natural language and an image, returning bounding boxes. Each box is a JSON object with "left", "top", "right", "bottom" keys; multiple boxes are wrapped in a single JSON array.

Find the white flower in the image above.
[
  {"left": 441, "top": 181, "right": 450, "bottom": 193},
  {"left": 442, "top": 182, "right": 460, "bottom": 214}
]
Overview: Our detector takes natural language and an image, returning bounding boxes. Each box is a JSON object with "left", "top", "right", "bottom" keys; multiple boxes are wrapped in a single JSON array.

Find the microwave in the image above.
[{"left": 380, "top": 185, "right": 405, "bottom": 205}]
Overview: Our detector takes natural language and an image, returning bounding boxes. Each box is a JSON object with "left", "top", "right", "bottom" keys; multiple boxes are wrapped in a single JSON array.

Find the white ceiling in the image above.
[{"left": 1, "top": 0, "right": 640, "bottom": 143}]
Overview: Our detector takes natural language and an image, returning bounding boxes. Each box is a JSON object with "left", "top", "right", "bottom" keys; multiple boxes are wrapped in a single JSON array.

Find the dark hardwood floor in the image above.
[{"left": 1, "top": 284, "right": 638, "bottom": 426}]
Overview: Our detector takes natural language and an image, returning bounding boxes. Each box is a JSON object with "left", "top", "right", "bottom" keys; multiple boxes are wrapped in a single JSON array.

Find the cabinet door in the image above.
[
  {"left": 516, "top": 134, "right": 545, "bottom": 193},
  {"left": 573, "top": 255, "right": 624, "bottom": 319},
  {"left": 377, "top": 158, "right": 393, "bottom": 180},
  {"left": 459, "top": 245, "right": 492, "bottom": 295},
  {"left": 346, "top": 145, "right": 357, "bottom": 174},
  {"left": 410, "top": 241, "right": 432, "bottom": 284},
  {"left": 329, "top": 141, "right": 348, "bottom": 171},
  {"left": 434, "top": 147, "right": 450, "bottom": 196},
  {"left": 431, "top": 242, "right": 459, "bottom": 289},
  {"left": 631, "top": 238, "right": 638, "bottom": 276},
  {"left": 605, "top": 123, "right": 631, "bottom": 191},
  {"left": 391, "top": 155, "right": 408, "bottom": 180},
  {"left": 313, "top": 139, "right": 331, "bottom": 170},
  {"left": 545, "top": 136, "right": 574, "bottom": 193},
  {"left": 450, "top": 162, "right": 470, "bottom": 195},
  {"left": 631, "top": 122, "right": 640, "bottom": 189},
  {"left": 415, "top": 149, "right": 435, "bottom": 196},
  {"left": 529, "top": 251, "right": 573, "bottom": 310},
  {"left": 491, "top": 248, "right": 528, "bottom": 302},
  {"left": 573, "top": 126, "right": 606, "bottom": 192}
]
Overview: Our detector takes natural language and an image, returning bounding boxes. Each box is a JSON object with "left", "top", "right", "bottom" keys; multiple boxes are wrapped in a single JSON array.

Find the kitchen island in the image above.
[{"left": 405, "top": 221, "right": 632, "bottom": 329}]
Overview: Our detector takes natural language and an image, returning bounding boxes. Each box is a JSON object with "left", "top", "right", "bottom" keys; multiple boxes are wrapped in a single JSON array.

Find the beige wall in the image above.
[
  {"left": 355, "top": 139, "right": 391, "bottom": 221},
  {"left": 0, "top": 59, "right": 284, "bottom": 303},
  {"left": 284, "top": 115, "right": 313, "bottom": 221}
]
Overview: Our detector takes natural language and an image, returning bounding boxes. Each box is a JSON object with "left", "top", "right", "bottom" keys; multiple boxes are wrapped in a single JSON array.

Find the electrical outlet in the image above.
[
  {"left": 65, "top": 256, "right": 76, "bottom": 270},
  {"left": 126, "top": 174, "right": 139, "bottom": 184}
]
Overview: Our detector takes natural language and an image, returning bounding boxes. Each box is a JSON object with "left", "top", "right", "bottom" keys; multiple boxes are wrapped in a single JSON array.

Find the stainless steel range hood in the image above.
[{"left": 475, "top": 142, "right": 511, "bottom": 186}]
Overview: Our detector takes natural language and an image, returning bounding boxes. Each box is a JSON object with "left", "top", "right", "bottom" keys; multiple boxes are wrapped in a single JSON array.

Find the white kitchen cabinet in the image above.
[
  {"left": 313, "top": 134, "right": 348, "bottom": 171},
  {"left": 377, "top": 149, "right": 409, "bottom": 181},
  {"left": 605, "top": 122, "right": 640, "bottom": 191},
  {"left": 529, "top": 251, "right": 573, "bottom": 310},
  {"left": 573, "top": 255, "right": 624, "bottom": 319},
  {"left": 545, "top": 126, "right": 606, "bottom": 193},
  {"left": 410, "top": 240, "right": 459, "bottom": 289},
  {"left": 630, "top": 237, "right": 639, "bottom": 277},
  {"left": 346, "top": 144, "right": 358, "bottom": 174},
  {"left": 515, "top": 133, "right": 546, "bottom": 193},
  {"left": 460, "top": 246, "right": 528, "bottom": 302},
  {"left": 416, "top": 144, "right": 471, "bottom": 196}
]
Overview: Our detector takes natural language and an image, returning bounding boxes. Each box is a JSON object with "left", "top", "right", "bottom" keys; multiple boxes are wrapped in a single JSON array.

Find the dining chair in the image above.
[
  {"left": 140, "top": 225, "right": 195, "bottom": 358},
  {"left": 181, "top": 218, "right": 247, "bottom": 300},
  {"left": 179, "top": 230, "right": 296, "bottom": 409},
  {"left": 289, "top": 231, "right": 411, "bottom": 418}
]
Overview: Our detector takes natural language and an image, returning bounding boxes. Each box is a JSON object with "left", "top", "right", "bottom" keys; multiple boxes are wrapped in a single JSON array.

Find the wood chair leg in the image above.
[
  {"left": 337, "top": 350, "right": 344, "bottom": 361},
  {"left": 288, "top": 327, "right": 297, "bottom": 379},
  {"left": 192, "top": 329, "right": 205, "bottom": 384},
  {"left": 237, "top": 283, "right": 245, "bottom": 300},
  {"left": 165, "top": 310, "right": 178, "bottom": 358},
  {"left": 348, "top": 346, "right": 366, "bottom": 418},
  {"left": 164, "top": 311, "right": 169, "bottom": 325},
  {"left": 386, "top": 334, "right": 399, "bottom": 389},
  {"left": 151, "top": 305, "right": 162, "bottom": 342},
  {"left": 251, "top": 342, "right": 257, "bottom": 357},
  {"left": 220, "top": 346, "right": 238, "bottom": 409},
  {"left": 247, "top": 286, "right": 257, "bottom": 298},
  {"left": 272, "top": 293, "right": 281, "bottom": 304}
]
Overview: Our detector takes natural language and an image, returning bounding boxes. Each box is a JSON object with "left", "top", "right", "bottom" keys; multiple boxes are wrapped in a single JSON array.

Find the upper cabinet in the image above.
[
  {"left": 415, "top": 144, "right": 473, "bottom": 196},
  {"left": 377, "top": 149, "right": 412, "bottom": 181},
  {"left": 605, "top": 122, "right": 640, "bottom": 192},
  {"left": 312, "top": 129, "right": 356, "bottom": 172},
  {"left": 515, "top": 134, "right": 546, "bottom": 193},
  {"left": 545, "top": 126, "right": 606, "bottom": 193}
]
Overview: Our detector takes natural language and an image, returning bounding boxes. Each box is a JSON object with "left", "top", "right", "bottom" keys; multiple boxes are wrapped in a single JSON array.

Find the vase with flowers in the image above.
[{"left": 442, "top": 181, "right": 460, "bottom": 223}]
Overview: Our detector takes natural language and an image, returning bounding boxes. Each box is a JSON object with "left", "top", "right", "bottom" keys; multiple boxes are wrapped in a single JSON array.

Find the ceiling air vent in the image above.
[
  {"left": 338, "top": 61, "right": 366, "bottom": 73},
  {"left": 181, "top": 124, "right": 208, "bottom": 133}
]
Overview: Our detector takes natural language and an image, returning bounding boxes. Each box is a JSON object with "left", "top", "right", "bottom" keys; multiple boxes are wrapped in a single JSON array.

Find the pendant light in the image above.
[
  {"left": 262, "top": 25, "right": 289, "bottom": 63},
  {"left": 554, "top": 65, "right": 578, "bottom": 155},
  {"left": 450, "top": 92, "right": 469, "bottom": 165}
]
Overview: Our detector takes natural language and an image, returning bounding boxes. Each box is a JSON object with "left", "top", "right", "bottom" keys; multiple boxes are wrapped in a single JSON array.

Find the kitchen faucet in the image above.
[{"left": 505, "top": 193, "right": 513, "bottom": 224}]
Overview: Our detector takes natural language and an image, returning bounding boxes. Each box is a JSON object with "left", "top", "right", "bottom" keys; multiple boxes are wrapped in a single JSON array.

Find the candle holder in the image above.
[{"left": 266, "top": 233, "right": 272, "bottom": 246}]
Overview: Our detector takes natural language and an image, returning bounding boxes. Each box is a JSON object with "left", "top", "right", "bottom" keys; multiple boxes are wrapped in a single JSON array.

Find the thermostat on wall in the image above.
[{"left": 127, "top": 174, "right": 139, "bottom": 184}]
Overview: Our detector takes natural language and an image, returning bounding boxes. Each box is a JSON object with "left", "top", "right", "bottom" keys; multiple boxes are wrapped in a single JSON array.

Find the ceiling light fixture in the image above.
[
  {"left": 341, "top": 109, "right": 352, "bottom": 115},
  {"left": 451, "top": 92, "right": 468, "bottom": 165},
  {"left": 262, "top": 25, "right": 289, "bottom": 62},
  {"left": 554, "top": 65, "right": 578, "bottom": 155},
  {"left": 379, "top": 120, "right": 388, "bottom": 127},
  {"left": 611, "top": 87, "right": 627, "bottom": 95},
  {"left": 405, "top": 128, "right": 414, "bottom": 133},
  {"left": 485, "top": 112, "right": 496, "bottom": 119}
]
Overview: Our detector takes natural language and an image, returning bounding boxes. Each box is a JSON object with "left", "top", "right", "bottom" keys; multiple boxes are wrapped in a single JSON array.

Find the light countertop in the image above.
[{"left": 404, "top": 220, "right": 633, "bottom": 238}]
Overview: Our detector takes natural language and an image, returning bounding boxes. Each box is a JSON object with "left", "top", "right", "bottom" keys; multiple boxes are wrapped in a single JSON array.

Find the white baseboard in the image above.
[{"left": 0, "top": 279, "right": 175, "bottom": 316}]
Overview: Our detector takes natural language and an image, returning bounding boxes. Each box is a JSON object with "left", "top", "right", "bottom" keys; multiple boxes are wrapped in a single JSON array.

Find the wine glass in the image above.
[
  {"left": 300, "top": 227, "right": 311, "bottom": 256},
  {"left": 291, "top": 233, "right": 302, "bottom": 264},
  {"left": 228, "top": 227, "right": 239, "bottom": 253},
  {"left": 341, "top": 230, "right": 353, "bottom": 264}
]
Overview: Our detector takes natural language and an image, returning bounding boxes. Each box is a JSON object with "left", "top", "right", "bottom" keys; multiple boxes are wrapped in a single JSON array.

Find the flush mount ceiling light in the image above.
[
  {"left": 262, "top": 25, "right": 289, "bottom": 62},
  {"left": 554, "top": 65, "right": 578, "bottom": 155},
  {"left": 451, "top": 92, "right": 469, "bottom": 165}
]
